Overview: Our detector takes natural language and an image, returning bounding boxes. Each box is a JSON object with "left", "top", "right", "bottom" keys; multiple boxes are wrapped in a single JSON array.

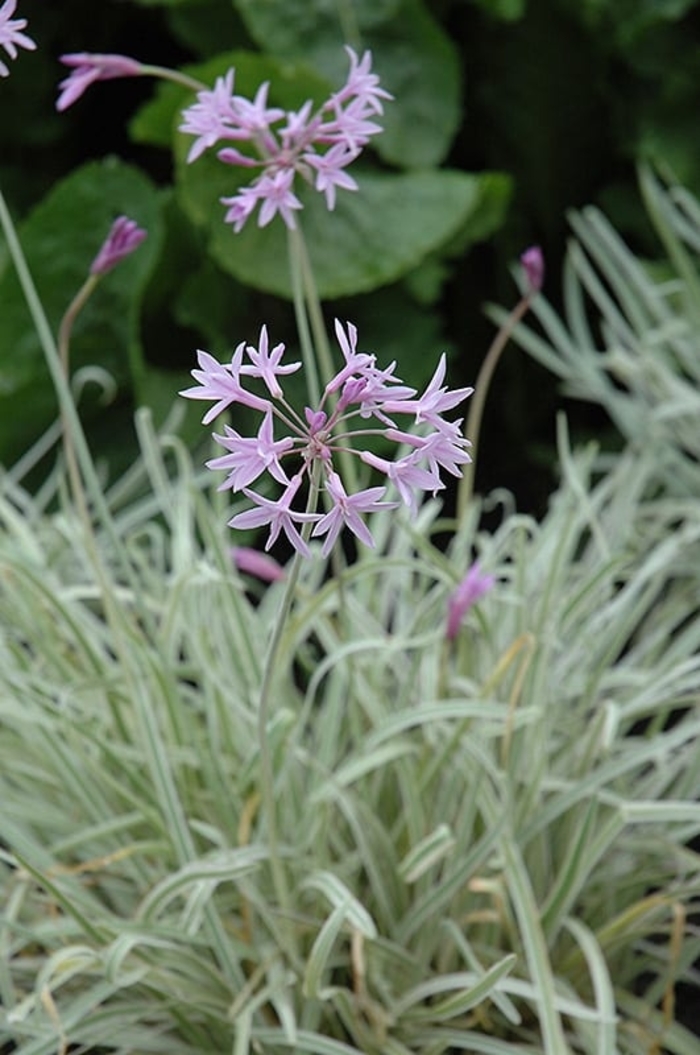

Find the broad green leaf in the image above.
[
  {"left": 232, "top": 0, "right": 400, "bottom": 54},
  {"left": 365, "top": 0, "right": 463, "bottom": 167},
  {"left": 233, "top": 0, "right": 461, "bottom": 168},
  {"left": 178, "top": 139, "right": 511, "bottom": 298},
  {"left": 469, "top": 0, "right": 526, "bottom": 18},
  {"left": 0, "top": 160, "right": 162, "bottom": 466},
  {"left": 165, "top": 1, "right": 248, "bottom": 58}
]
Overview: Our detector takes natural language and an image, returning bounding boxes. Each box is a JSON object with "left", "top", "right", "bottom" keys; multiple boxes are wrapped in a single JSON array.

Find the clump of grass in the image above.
[{"left": 2, "top": 172, "right": 700, "bottom": 1055}]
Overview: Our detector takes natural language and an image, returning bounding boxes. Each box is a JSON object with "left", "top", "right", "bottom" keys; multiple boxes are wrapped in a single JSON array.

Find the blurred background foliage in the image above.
[{"left": 2, "top": 0, "right": 699, "bottom": 508}]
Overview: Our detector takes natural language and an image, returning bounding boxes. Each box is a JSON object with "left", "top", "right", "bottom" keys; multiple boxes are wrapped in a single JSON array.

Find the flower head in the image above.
[
  {"left": 0, "top": 1, "right": 36, "bottom": 78},
  {"left": 90, "top": 216, "right": 147, "bottom": 276},
  {"left": 56, "top": 52, "right": 144, "bottom": 111},
  {"left": 181, "top": 322, "right": 472, "bottom": 557},
  {"left": 180, "top": 47, "right": 392, "bottom": 232},
  {"left": 446, "top": 562, "right": 495, "bottom": 641}
]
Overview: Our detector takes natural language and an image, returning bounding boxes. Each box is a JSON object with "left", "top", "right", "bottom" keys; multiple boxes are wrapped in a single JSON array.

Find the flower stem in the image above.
[
  {"left": 457, "top": 293, "right": 533, "bottom": 520},
  {"left": 287, "top": 222, "right": 359, "bottom": 494},
  {"left": 57, "top": 275, "right": 99, "bottom": 528},
  {"left": 256, "top": 464, "right": 321, "bottom": 948},
  {"left": 294, "top": 221, "right": 336, "bottom": 392},
  {"left": 0, "top": 187, "right": 128, "bottom": 564},
  {"left": 140, "top": 64, "right": 207, "bottom": 94},
  {"left": 288, "top": 225, "right": 321, "bottom": 407},
  {"left": 1, "top": 190, "right": 147, "bottom": 748}
]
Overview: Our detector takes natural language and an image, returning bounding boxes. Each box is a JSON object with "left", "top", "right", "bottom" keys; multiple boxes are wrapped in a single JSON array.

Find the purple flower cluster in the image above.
[
  {"left": 181, "top": 321, "right": 473, "bottom": 557},
  {"left": 0, "top": 0, "right": 35, "bottom": 78},
  {"left": 180, "top": 47, "right": 392, "bottom": 232}
]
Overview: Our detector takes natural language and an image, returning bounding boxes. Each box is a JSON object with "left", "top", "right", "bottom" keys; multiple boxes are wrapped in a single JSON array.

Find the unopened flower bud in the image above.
[
  {"left": 446, "top": 562, "right": 495, "bottom": 642},
  {"left": 304, "top": 407, "right": 328, "bottom": 433},
  {"left": 232, "top": 546, "right": 286, "bottom": 582},
  {"left": 90, "top": 216, "right": 146, "bottom": 276},
  {"left": 520, "top": 245, "right": 544, "bottom": 295}
]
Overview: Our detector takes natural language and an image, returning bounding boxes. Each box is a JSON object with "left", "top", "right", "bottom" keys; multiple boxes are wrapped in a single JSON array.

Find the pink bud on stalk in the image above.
[
  {"left": 446, "top": 562, "right": 495, "bottom": 642},
  {"left": 520, "top": 245, "right": 544, "bottom": 296},
  {"left": 90, "top": 216, "right": 146, "bottom": 276}
]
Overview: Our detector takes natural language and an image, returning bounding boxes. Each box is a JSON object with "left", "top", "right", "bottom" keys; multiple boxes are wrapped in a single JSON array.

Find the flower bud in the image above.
[
  {"left": 520, "top": 245, "right": 544, "bottom": 295},
  {"left": 90, "top": 216, "right": 146, "bottom": 276}
]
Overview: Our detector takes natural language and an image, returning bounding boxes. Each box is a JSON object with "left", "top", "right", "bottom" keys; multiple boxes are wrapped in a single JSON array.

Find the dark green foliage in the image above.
[{"left": 2, "top": 0, "right": 700, "bottom": 503}]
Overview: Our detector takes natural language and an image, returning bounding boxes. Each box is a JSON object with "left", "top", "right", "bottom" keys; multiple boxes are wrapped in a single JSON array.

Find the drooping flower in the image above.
[
  {"left": 446, "top": 562, "right": 495, "bottom": 641},
  {"left": 90, "top": 216, "right": 147, "bottom": 276},
  {"left": 180, "top": 46, "right": 392, "bottom": 232},
  {"left": 0, "top": 0, "right": 36, "bottom": 78},
  {"left": 56, "top": 52, "right": 144, "bottom": 111},
  {"left": 181, "top": 322, "right": 472, "bottom": 557}
]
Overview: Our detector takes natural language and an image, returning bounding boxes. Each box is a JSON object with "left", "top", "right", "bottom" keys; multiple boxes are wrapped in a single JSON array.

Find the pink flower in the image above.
[
  {"left": 382, "top": 354, "right": 473, "bottom": 426},
  {"left": 331, "top": 46, "right": 393, "bottom": 114},
  {"left": 230, "top": 474, "right": 321, "bottom": 557},
  {"left": 180, "top": 344, "right": 272, "bottom": 423},
  {"left": 360, "top": 449, "right": 441, "bottom": 516},
  {"left": 180, "top": 70, "right": 237, "bottom": 161},
  {"left": 0, "top": 1, "right": 36, "bottom": 78},
  {"left": 56, "top": 52, "right": 144, "bottom": 112},
  {"left": 255, "top": 169, "right": 303, "bottom": 230},
  {"left": 208, "top": 412, "right": 293, "bottom": 492},
  {"left": 239, "top": 324, "right": 301, "bottom": 399},
  {"left": 520, "top": 245, "right": 544, "bottom": 295},
  {"left": 180, "top": 47, "right": 392, "bottom": 232},
  {"left": 303, "top": 142, "right": 359, "bottom": 210},
  {"left": 90, "top": 216, "right": 147, "bottom": 276},
  {"left": 446, "top": 563, "right": 495, "bottom": 641},
  {"left": 221, "top": 170, "right": 303, "bottom": 232},
  {"left": 325, "top": 319, "right": 375, "bottom": 394},
  {"left": 312, "top": 471, "right": 394, "bottom": 557}
]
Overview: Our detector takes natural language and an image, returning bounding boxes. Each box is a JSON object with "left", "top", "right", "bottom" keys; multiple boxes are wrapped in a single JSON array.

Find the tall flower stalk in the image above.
[
  {"left": 180, "top": 319, "right": 472, "bottom": 905},
  {"left": 457, "top": 246, "right": 544, "bottom": 518},
  {"left": 8, "top": 14, "right": 477, "bottom": 945},
  {"left": 57, "top": 217, "right": 146, "bottom": 536}
]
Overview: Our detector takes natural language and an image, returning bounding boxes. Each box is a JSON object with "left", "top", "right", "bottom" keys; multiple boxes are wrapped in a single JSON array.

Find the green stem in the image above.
[
  {"left": 0, "top": 188, "right": 153, "bottom": 618},
  {"left": 256, "top": 464, "right": 322, "bottom": 946},
  {"left": 57, "top": 275, "right": 100, "bottom": 529},
  {"left": 294, "top": 222, "right": 337, "bottom": 392},
  {"left": 139, "top": 64, "right": 207, "bottom": 93},
  {"left": 287, "top": 222, "right": 359, "bottom": 494},
  {"left": 288, "top": 225, "right": 321, "bottom": 407},
  {"left": 457, "top": 293, "right": 533, "bottom": 521},
  {"left": 0, "top": 188, "right": 127, "bottom": 559}
]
